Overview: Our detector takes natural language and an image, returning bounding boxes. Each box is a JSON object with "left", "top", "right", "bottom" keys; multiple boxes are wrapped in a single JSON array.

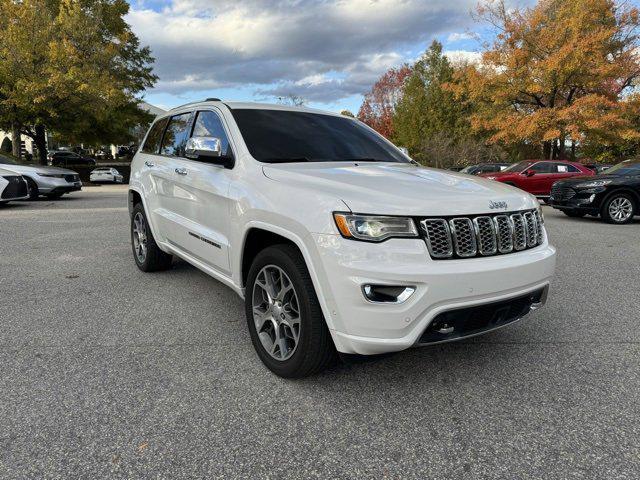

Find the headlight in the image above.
[
  {"left": 536, "top": 205, "right": 544, "bottom": 225},
  {"left": 333, "top": 213, "right": 418, "bottom": 242},
  {"left": 576, "top": 179, "right": 612, "bottom": 188},
  {"left": 37, "top": 173, "right": 65, "bottom": 178}
]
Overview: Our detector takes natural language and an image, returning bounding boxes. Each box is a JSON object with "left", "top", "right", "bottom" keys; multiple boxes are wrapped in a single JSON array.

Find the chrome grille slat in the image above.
[
  {"left": 474, "top": 216, "right": 497, "bottom": 255},
  {"left": 449, "top": 218, "right": 477, "bottom": 257},
  {"left": 510, "top": 214, "right": 527, "bottom": 251},
  {"left": 523, "top": 211, "right": 537, "bottom": 247},
  {"left": 420, "top": 209, "right": 543, "bottom": 260},
  {"left": 420, "top": 219, "right": 453, "bottom": 258},
  {"left": 493, "top": 215, "right": 514, "bottom": 253}
]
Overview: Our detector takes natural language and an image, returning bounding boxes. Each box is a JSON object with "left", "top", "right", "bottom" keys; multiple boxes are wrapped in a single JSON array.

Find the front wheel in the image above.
[
  {"left": 601, "top": 193, "right": 636, "bottom": 224},
  {"left": 245, "top": 245, "right": 336, "bottom": 378},
  {"left": 562, "top": 209, "right": 586, "bottom": 218}
]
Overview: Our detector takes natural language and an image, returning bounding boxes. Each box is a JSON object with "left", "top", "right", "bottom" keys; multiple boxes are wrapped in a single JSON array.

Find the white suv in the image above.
[{"left": 129, "top": 100, "right": 556, "bottom": 377}]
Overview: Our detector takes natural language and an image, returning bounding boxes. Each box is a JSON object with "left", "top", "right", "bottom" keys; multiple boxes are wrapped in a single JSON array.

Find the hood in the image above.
[
  {"left": 479, "top": 170, "right": 518, "bottom": 179},
  {"left": 555, "top": 173, "right": 637, "bottom": 186},
  {"left": 263, "top": 162, "right": 538, "bottom": 216},
  {"left": 0, "top": 163, "right": 78, "bottom": 175}
]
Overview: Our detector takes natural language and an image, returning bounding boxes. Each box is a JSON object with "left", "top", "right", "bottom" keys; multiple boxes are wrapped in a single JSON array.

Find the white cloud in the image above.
[
  {"left": 128, "top": 0, "right": 477, "bottom": 101},
  {"left": 447, "top": 32, "right": 474, "bottom": 42},
  {"left": 444, "top": 50, "right": 482, "bottom": 66}
]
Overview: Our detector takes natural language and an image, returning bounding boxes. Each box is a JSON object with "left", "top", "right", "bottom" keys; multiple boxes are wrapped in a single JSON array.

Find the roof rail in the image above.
[{"left": 170, "top": 97, "right": 223, "bottom": 111}]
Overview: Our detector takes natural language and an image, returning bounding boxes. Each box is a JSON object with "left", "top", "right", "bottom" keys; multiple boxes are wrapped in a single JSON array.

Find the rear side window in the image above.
[
  {"left": 142, "top": 118, "right": 169, "bottom": 154},
  {"left": 161, "top": 113, "right": 192, "bottom": 157},
  {"left": 192, "top": 111, "right": 232, "bottom": 157}
]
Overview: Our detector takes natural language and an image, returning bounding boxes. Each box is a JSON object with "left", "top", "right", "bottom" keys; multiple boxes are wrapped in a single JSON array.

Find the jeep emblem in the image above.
[{"left": 489, "top": 200, "right": 508, "bottom": 210}]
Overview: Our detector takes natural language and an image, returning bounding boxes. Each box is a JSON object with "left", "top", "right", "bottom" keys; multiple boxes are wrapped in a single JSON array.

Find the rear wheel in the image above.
[
  {"left": 601, "top": 193, "right": 636, "bottom": 224},
  {"left": 562, "top": 209, "right": 586, "bottom": 218},
  {"left": 131, "top": 203, "right": 173, "bottom": 271},
  {"left": 245, "top": 244, "right": 336, "bottom": 378}
]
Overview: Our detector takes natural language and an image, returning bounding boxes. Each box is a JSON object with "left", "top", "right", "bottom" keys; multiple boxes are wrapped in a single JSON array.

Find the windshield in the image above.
[
  {"left": 502, "top": 160, "right": 534, "bottom": 172},
  {"left": 230, "top": 109, "right": 409, "bottom": 163},
  {"left": 603, "top": 159, "right": 640, "bottom": 176}
]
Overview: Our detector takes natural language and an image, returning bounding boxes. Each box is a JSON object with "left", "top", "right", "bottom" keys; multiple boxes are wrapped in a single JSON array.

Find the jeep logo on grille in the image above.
[{"left": 489, "top": 200, "right": 508, "bottom": 210}]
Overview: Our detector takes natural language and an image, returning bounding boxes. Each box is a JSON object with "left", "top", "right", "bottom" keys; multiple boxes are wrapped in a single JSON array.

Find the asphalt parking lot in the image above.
[{"left": 1, "top": 186, "right": 639, "bottom": 479}]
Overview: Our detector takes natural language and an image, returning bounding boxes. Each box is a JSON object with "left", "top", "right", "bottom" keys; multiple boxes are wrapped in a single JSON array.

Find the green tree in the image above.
[
  {"left": 0, "top": 0, "right": 157, "bottom": 163},
  {"left": 393, "top": 41, "right": 471, "bottom": 166}
]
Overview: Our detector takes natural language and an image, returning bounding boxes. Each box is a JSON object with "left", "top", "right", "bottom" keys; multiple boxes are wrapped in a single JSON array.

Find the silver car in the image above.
[
  {"left": 0, "top": 154, "right": 82, "bottom": 199},
  {"left": 0, "top": 167, "right": 30, "bottom": 204}
]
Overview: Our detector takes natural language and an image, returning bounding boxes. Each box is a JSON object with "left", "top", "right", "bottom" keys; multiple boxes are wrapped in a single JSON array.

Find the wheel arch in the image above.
[
  {"left": 239, "top": 223, "right": 337, "bottom": 332},
  {"left": 601, "top": 187, "right": 640, "bottom": 208}
]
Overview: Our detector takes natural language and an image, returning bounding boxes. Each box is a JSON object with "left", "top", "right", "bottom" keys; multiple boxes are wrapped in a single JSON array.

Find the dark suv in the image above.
[
  {"left": 548, "top": 159, "right": 640, "bottom": 224},
  {"left": 48, "top": 151, "right": 96, "bottom": 168}
]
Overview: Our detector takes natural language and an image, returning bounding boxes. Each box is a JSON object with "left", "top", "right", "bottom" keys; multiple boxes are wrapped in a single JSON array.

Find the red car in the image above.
[{"left": 480, "top": 160, "right": 594, "bottom": 199}]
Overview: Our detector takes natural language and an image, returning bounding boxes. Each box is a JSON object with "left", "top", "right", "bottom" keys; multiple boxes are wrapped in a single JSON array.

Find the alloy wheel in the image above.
[
  {"left": 608, "top": 197, "right": 633, "bottom": 223},
  {"left": 132, "top": 212, "right": 148, "bottom": 263},
  {"left": 251, "top": 265, "right": 301, "bottom": 361}
]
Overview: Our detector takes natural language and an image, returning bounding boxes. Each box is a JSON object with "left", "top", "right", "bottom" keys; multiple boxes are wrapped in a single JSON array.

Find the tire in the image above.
[
  {"left": 245, "top": 244, "right": 336, "bottom": 378},
  {"left": 130, "top": 203, "right": 173, "bottom": 272},
  {"left": 25, "top": 177, "right": 39, "bottom": 199},
  {"left": 46, "top": 192, "right": 64, "bottom": 200},
  {"left": 601, "top": 193, "right": 636, "bottom": 224},
  {"left": 562, "top": 209, "right": 586, "bottom": 218}
]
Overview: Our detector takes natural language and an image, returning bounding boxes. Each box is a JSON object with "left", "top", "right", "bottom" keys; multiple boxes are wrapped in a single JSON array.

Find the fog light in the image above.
[
  {"left": 362, "top": 284, "right": 415, "bottom": 304},
  {"left": 589, "top": 194, "right": 596, "bottom": 203}
]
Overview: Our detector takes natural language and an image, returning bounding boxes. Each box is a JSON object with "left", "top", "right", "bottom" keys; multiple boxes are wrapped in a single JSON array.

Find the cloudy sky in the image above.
[{"left": 127, "top": 0, "right": 529, "bottom": 113}]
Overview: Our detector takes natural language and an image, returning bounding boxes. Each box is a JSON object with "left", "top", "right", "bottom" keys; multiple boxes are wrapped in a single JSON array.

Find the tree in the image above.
[
  {"left": 0, "top": 0, "right": 157, "bottom": 163},
  {"left": 393, "top": 40, "right": 472, "bottom": 164},
  {"left": 357, "top": 65, "right": 412, "bottom": 138},
  {"left": 340, "top": 110, "right": 355, "bottom": 117},
  {"left": 455, "top": 0, "right": 640, "bottom": 159}
]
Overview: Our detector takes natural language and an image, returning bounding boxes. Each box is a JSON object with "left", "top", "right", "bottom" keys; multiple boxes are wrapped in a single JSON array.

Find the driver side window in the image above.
[
  {"left": 191, "top": 111, "right": 232, "bottom": 157},
  {"left": 530, "top": 162, "right": 553, "bottom": 173}
]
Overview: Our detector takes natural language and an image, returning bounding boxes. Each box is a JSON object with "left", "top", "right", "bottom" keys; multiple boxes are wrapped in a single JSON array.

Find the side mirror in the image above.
[
  {"left": 186, "top": 136, "right": 221, "bottom": 159},
  {"left": 524, "top": 169, "right": 536, "bottom": 177},
  {"left": 185, "top": 136, "right": 234, "bottom": 168}
]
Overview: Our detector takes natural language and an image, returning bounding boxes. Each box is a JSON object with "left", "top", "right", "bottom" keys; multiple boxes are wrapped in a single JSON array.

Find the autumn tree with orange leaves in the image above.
[
  {"left": 454, "top": 0, "right": 640, "bottom": 160},
  {"left": 357, "top": 65, "right": 412, "bottom": 139}
]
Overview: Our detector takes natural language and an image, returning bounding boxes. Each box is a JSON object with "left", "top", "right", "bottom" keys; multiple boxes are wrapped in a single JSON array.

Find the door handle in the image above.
[
  {"left": 175, "top": 168, "right": 188, "bottom": 176},
  {"left": 145, "top": 161, "right": 155, "bottom": 167}
]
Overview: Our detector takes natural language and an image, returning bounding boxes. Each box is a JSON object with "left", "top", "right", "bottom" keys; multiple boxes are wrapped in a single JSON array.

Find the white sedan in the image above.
[
  {"left": 90, "top": 167, "right": 124, "bottom": 183},
  {"left": 0, "top": 167, "right": 30, "bottom": 204}
]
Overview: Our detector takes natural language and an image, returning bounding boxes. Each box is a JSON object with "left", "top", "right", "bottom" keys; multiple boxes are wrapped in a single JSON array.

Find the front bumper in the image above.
[
  {"left": 548, "top": 188, "right": 606, "bottom": 212},
  {"left": 35, "top": 176, "right": 82, "bottom": 194},
  {"left": 312, "top": 233, "right": 556, "bottom": 355}
]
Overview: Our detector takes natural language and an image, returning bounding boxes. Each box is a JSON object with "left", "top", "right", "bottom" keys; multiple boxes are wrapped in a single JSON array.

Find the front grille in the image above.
[
  {"left": 1, "top": 175, "right": 28, "bottom": 199},
  {"left": 64, "top": 174, "right": 79, "bottom": 183},
  {"left": 420, "top": 209, "right": 544, "bottom": 260},
  {"left": 550, "top": 183, "right": 575, "bottom": 201}
]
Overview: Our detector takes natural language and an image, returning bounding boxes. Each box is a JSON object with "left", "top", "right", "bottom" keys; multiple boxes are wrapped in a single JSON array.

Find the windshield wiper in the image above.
[{"left": 263, "top": 157, "right": 312, "bottom": 163}]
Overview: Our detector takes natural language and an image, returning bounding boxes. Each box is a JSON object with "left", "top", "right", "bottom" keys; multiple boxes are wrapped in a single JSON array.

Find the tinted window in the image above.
[
  {"left": 161, "top": 113, "right": 192, "bottom": 157},
  {"left": 530, "top": 162, "right": 553, "bottom": 173},
  {"left": 604, "top": 160, "right": 640, "bottom": 176},
  {"left": 192, "top": 111, "right": 232, "bottom": 157},
  {"left": 142, "top": 118, "right": 169, "bottom": 154},
  {"left": 503, "top": 161, "right": 534, "bottom": 172},
  {"left": 231, "top": 109, "right": 408, "bottom": 163},
  {"left": 555, "top": 163, "right": 580, "bottom": 173}
]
